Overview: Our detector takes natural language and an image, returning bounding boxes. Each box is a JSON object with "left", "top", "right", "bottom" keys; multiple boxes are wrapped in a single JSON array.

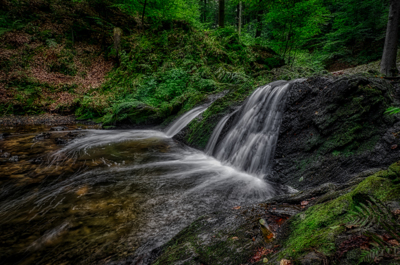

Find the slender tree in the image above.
[
  {"left": 141, "top": 0, "right": 147, "bottom": 26},
  {"left": 238, "top": 1, "right": 242, "bottom": 35},
  {"left": 381, "top": 0, "right": 400, "bottom": 77},
  {"left": 219, "top": 0, "right": 225, "bottom": 28}
]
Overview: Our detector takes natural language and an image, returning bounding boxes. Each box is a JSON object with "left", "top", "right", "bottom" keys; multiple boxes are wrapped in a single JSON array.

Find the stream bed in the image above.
[{"left": 0, "top": 125, "right": 279, "bottom": 264}]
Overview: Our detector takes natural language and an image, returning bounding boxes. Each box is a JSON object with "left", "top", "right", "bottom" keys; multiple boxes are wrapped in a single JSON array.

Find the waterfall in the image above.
[
  {"left": 208, "top": 80, "right": 294, "bottom": 176},
  {"left": 205, "top": 110, "right": 238, "bottom": 155},
  {"left": 165, "top": 105, "right": 208, "bottom": 137}
]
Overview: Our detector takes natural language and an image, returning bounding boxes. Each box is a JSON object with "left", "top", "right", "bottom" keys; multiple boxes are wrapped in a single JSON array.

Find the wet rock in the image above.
[
  {"left": 55, "top": 138, "right": 68, "bottom": 145},
  {"left": 33, "top": 132, "right": 51, "bottom": 142},
  {"left": 8, "top": 156, "right": 18, "bottom": 162},
  {"left": 1, "top": 152, "right": 10, "bottom": 158},
  {"left": 299, "top": 252, "right": 324, "bottom": 265},
  {"left": 273, "top": 76, "right": 400, "bottom": 189},
  {"left": 50, "top": 126, "right": 67, "bottom": 131},
  {"left": 30, "top": 157, "right": 43, "bottom": 164},
  {"left": 0, "top": 133, "right": 11, "bottom": 140}
]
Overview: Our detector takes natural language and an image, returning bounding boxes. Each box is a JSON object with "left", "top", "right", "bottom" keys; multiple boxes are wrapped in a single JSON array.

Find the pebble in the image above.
[
  {"left": 9, "top": 156, "right": 19, "bottom": 162},
  {"left": 1, "top": 152, "right": 10, "bottom": 158}
]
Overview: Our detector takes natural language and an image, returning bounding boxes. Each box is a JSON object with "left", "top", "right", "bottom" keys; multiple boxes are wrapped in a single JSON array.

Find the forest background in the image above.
[{"left": 0, "top": 0, "right": 392, "bottom": 126}]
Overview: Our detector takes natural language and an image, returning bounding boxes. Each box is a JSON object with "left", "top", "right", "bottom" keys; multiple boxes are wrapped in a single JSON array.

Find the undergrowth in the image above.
[{"left": 278, "top": 161, "right": 400, "bottom": 262}]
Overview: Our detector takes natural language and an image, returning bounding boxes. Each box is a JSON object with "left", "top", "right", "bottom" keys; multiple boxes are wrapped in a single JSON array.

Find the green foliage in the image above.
[
  {"left": 279, "top": 163, "right": 400, "bottom": 260},
  {"left": 74, "top": 21, "right": 283, "bottom": 126},
  {"left": 112, "top": 0, "right": 200, "bottom": 25},
  {"left": 346, "top": 195, "right": 400, "bottom": 264},
  {"left": 386, "top": 107, "right": 400, "bottom": 115},
  {"left": 318, "top": 0, "right": 388, "bottom": 65}
]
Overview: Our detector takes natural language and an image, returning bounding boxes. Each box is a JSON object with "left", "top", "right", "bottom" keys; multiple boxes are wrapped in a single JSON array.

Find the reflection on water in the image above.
[{"left": 0, "top": 126, "right": 280, "bottom": 264}]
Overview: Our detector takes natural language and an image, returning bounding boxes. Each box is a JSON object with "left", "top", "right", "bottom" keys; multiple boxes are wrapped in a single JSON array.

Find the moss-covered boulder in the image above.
[{"left": 273, "top": 75, "right": 400, "bottom": 189}]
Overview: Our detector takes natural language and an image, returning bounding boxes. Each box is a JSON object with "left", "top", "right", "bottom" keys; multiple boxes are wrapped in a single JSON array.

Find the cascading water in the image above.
[
  {"left": 164, "top": 105, "right": 208, "bottom": 137},
  {"left": 208, "top": 80, "right": 294, "bottom": 176},
  {"left": 205, "top": 109, "right": 238, "bottom": 155}
]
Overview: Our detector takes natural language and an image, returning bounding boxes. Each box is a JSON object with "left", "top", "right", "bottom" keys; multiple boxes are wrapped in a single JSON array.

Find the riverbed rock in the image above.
[
  {"left": 0, "top": 133, "right": 11, "bottom": 140},
  {"left": 55, "top": 138, "right": 68, "bottom": 145},
  {"left": 8, "top": 156, "right": 18, "bottom": 162},
  {"left": 33, "top": 132, "right": 51, "bottom": 142},
  {"left": 1, "top": 152, "right": 10, "bottom": 158},
  {"left": 50, "top": 126, "right": 67, "bottom": 131}
]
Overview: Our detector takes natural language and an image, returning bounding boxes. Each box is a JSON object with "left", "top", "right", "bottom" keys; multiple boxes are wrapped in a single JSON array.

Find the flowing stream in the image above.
[{"left": 0, "top": 80, "right": 295, "bottom": 264}]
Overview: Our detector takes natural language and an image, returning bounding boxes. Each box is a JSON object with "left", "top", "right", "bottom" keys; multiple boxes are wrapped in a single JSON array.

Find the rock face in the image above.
[{"left": 272, "top": 76, "right": 400, "bottom": 189}]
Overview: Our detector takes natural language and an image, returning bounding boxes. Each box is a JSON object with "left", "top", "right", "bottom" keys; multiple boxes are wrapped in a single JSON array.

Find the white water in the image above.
[
  {"left": 205, "top": 110, "right": 238, "bottom": 155},
  {"left": 164, "top": 105, "right": 208, "bottom": 137},
  {"left": 210, "top": 80, "right": 293, "bottom": 175}
]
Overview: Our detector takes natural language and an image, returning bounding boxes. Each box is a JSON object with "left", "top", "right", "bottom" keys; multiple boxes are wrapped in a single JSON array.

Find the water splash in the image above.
[{"left": 164, "top": 105, "right": 208, "bottom": 137}]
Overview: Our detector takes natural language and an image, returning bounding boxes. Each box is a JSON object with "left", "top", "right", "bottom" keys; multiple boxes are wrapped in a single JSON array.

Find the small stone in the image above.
[
  {"left": 33, "top": 132, "right": 51, "bottom": 142},
  {"left": 9, "top": 156, "right": 18, "bottom": 162},
  {"left": 55, "top": 138, "right": 68, "bottom": 145},
  {"left": 50, "top": 126, "right": 66, "bottom": 131},
  {"left": 1, "top": 152, "right": 10, "bottom": 158}
]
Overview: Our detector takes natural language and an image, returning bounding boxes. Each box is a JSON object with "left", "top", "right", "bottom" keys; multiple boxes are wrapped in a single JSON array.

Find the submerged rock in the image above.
[
  {"left": 1, "top": 152, "right": 10, "bottom": 158},
  {"left": 55, "top": 138, "right": 68, "bottom": 145},
  {"left": 33, "top": 132, "right": 51, "bottom": 142},
  {"left": 8, "top": 156, "right": 18, "bottom": 162},
  {"left": 0, "top": 133, "right": 11, "bottom": 140},
  {"left": 50, "top": 126, "right": 67, "bottom": 131}
]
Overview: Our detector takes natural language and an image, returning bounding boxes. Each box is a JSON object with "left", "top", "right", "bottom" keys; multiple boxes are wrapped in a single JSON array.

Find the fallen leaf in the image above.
[
  {"left": 360, "top": 244, "right": 369, "bottom": 250},
  {"left": 232, "top": 206, "right": 241, "bottom": 210},
  {"left": 392, "top": 144, "right": 398, "bottom": 150},
  {"left": 263, "top": 257, "right": 268, "bottom": 263},
  {"left": 301, "top": 201, "right": 309, "bottom": 206},
  {"left": 388, "top": 239, "right": 400, "bottom": 246},
  {"left": 392, "top": 209, "right": 400, "bottom": 215},
  {"left": 250, "top": 247, "right": 273, "bottom": 263},
  {"left": 231, "top": 237, "right": 239, "bottom": 241},
  {"left": 252, "top": 237, "right": 256, "bottom": 241},
  {"left": 280, "top": 259, "right": 292, "bottom": 265}
]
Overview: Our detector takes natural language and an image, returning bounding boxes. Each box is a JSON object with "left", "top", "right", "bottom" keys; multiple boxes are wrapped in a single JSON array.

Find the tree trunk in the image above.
[
  {"left": 203, "top": 0, "right": 207, "bottom": 23},
  {"left": 381, "top": 0, "right": 400, "bottom": 77},
  {"left": 238, "top": 2, "right": 242, "bottom": 35},
  {"left": 219, "top": 0, "right": 225, "bottom": 28},
  {"left": 142, "top": 0, "right": 147, "bottom": 26},
  {"left": 255, "top": 10, "right": 263, "bottom": 38}
]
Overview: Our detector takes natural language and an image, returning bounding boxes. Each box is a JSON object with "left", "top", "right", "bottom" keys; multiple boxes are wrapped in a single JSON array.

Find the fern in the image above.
[
  {"left": 385, "top": 107, "right": 400, "bottom": 115},
  {"left": 345, "top": 195, "right": 400, "bottom": 264}
]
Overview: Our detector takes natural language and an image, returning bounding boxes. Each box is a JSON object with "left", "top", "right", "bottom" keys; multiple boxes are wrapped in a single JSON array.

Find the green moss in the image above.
[{"left": 280, "top": 161, "right": 400, "bottom": 260}]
